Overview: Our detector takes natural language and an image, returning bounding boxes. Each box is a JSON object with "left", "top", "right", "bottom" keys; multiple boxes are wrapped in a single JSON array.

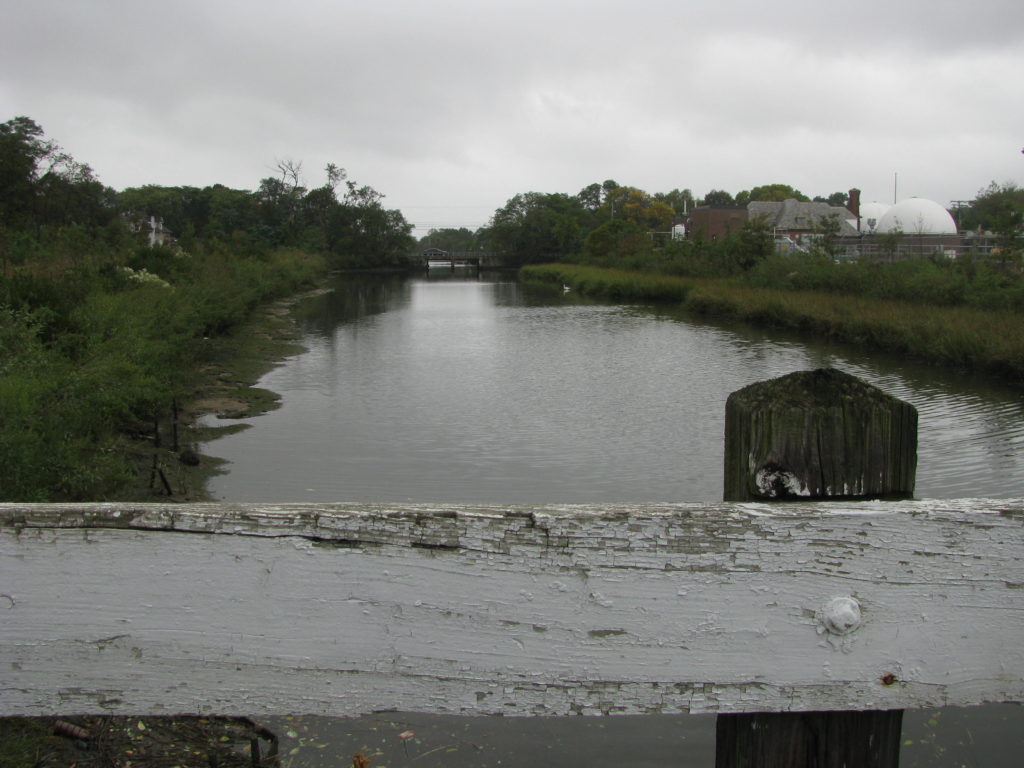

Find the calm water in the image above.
[
  {"left": 204, "top": 273, "right": 1024, "bottom": 767},
  {"left": 205, "top": 273, "right": 1024, "bottom": 503}
]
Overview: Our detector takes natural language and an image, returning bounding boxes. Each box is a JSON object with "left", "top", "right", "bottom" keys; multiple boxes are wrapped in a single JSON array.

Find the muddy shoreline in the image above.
[{"left": 117, "top": 286, "right": 330, "bottom": 503}]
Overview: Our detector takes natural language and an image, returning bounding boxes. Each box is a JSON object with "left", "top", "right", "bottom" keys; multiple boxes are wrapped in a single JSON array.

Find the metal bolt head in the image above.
[{"left": 822, "top": 596, "right": 862, "bottom": 635}]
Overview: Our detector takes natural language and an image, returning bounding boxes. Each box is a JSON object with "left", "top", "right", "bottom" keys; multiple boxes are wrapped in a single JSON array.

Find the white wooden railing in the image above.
[{"left": 3, "top": 500, "right": 1022, "bottom": 718}]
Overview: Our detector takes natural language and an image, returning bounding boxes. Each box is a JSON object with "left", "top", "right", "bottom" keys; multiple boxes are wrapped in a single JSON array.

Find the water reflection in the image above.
[{"left": 290, "top": 274, "right": 413, "bottom": 335}]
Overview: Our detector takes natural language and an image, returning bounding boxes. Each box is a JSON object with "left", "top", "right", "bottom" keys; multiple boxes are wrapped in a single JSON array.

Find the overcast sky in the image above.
[{"left": 3, "top": 0, "right": 1022, "bottom": 236}]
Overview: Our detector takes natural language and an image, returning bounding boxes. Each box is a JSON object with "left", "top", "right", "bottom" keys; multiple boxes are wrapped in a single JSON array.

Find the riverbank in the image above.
[
  {"left": 111, "top": 286, "right": 328, "bottom": 502},
  {"left": 1, "top": 239, "right": 329, "bottom": 502},
  {"left": 522, "top": 264, "right": 1024, "bottom": 382}
]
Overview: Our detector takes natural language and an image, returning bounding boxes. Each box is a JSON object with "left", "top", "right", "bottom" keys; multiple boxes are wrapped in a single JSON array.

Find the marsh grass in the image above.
[
  {"left": 522, "top": 264, "right": 692, "bottom": 303},
  {"left": 524, "top": 263, "right": 1024, "bottom": 381}
]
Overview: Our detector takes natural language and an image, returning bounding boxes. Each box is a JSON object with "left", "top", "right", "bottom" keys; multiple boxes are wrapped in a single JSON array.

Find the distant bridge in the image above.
[{"left": 420, "top": 248, "right": 510, "bottom": 269}]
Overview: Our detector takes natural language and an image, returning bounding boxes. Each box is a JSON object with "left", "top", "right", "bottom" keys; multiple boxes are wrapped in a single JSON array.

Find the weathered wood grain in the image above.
[
  {"left": 723, "top": 368, "right": 918, "bottom": 501},
  {"left": 2, "top": 501, "right": 1022, "bottom": 717}
]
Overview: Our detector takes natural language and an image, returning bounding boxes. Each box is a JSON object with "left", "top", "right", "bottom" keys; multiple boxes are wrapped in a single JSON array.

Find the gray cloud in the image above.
[{"left": 4, "top": 0, "right": 1022, "bottom": 235}]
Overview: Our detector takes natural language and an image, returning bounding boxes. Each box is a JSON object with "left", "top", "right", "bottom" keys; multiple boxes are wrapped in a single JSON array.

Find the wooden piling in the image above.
[
  {"left": 717, "top": 368, "right": 917, "bottom": 768},
  {"left": 716, "top": 711, "right": 904, "bottom": 768},
  {"left": 723, "top": 367, "right": 917, "bottom": 502}
]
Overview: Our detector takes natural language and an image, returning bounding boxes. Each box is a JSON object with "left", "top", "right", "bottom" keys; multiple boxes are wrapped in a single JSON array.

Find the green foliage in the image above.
[
  {"left": 701, "top": 189, "right": 736, "bottom": 206},
  {"left": 120, "top": 171, "right": 415, "bottom": 269},
  {"left": 0, "top": 117, "right": 340, "bottom": 501},
  {"left": 814, "top": 191, "right": 850, "bottom": 207},
  {"left": 743, "top": 250, "right": 1024, "bottom": 312},
  {"left": 647, "top": 222, "right": 773, "bottom": 279},
  {"left": 582, "top": 219, "right": 653, "bottom": 269},
  {"left": 655, "top": 238, "right": 730, "bottom": 277},
  {"left": 735, "top": 217, "right": 775, "bottom": 269},
  {"left": 806, "top": 212, "right": 843, "bottom": 261},
  {"left": 481, "top": 181, "right": 838, "bottom": 274},
  {"left": 418, "top": 227, "right": 479, "bottom": 252},
  {"left": 521, "top": 263, "right": 692, "bottom": 303},
  {"left": 654, "top": 188, "right": 696, "bottom": 217},
  {"left": 481, "top": 191, "right": 588, "bottom": 264},
  {"left": 0, "top": 116, "right": 117, "bottom": 233},
  {"left": 960, "top": 182, "right": 1024, "bottom": 237},
  {"left": 685, "top": 280, "right": 1024, "bottom": 380},
  {"left": 605, "top": 186, "right": 675, "bottom": 231},
  {"left": 735, "top": 183, "right": 810, "bottom": 205},
  {"left": 0, "top": 244, "right": 324, "bottom": 501}
]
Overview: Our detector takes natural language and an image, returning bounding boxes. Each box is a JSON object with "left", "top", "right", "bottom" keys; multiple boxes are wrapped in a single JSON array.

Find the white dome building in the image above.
[
  {"left": 876, "top": 198, "right": 957, "bottom": 235},
  {"left": 858, "top": 202, "right": 890, "bottom": 233}
]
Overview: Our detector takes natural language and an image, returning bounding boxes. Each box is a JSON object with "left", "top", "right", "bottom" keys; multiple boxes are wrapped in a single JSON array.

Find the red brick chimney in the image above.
[{"left": 848, "top": 188, "right": 861, "bottom": 230}]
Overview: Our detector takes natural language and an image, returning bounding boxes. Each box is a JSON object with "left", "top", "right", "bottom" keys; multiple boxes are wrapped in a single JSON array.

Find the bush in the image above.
[
  {"left": 743, "top": 252, "right": 1024, "bottom": 312},
  {"left": 522, "top": 263, "right": 692, "bottom": 303},
  {"left": 0, "top": 242, "right": 325, "bottom": 501}
]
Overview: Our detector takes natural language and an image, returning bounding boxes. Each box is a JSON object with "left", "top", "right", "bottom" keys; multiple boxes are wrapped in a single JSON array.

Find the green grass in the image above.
[
  {"left": 521, "top": 263, "right": 693, "bottom": 303},
  {"left": 523, "top": 263, "right": 1024, "bottom": 383}
]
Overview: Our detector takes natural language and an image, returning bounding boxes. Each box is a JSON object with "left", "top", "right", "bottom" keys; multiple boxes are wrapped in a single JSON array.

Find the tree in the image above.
[
  {"left": 654, "top": 188, "right": 696, "bottom": 217},
  {"left": 418, "top": 227, "right": 478, "bottom": 252},
  {"left": 0, "top": 116, "right": 53, "bottom": 226},
  {"left": 324, "top": 163, "right": 346, "bottom": 195},
  {"left": 605, "top": 186, "right": 674, "bottom": 231},
  {"left": 313, "top": 176, "right": 414, "bottom": 267},
  {"left": 1, "top": 116, "right": 115, "bottom": 231},
  {"left": 204, "top": 184, "right": 259, "bottom": 242},
  {"left": 960, "top": 182, "right": 1024, "bottom": 237},
  {"left": 735, "top": 216, "right": 774, "bottom": 270},
  {"left": 120, "top": 185, "right": 189, "bottom": 233},
  {"left": 576, "top": 182, "right": 604, "bottom": 211},
  {"left": 483, "top": 192, "right": 588, "bottom": 264},
  {"left": 740, "top": 183, "right": 809, "bottom": 203},
  {"left": 582, "top": 218, "right": 652, "bottom": 268},
  {"left": 808, "top": 212, "right": 843, "bottom": 261},
  {"left": 702, "top": 189, "right": 736, "bottom": 206},
  {"left": 813, "top": 191, "right": 849, "bottom": 207}
]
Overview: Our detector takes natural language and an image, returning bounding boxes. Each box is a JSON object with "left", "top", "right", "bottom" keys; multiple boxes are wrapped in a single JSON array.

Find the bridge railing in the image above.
[{"left": 3, "top": 498, "right": 1023, "bottom": 718}]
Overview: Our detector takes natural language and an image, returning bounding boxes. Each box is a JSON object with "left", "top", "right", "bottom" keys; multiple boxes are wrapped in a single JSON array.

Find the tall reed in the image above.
[{"left": 523, "top": 264, "right": 1024, "bottom": 382}]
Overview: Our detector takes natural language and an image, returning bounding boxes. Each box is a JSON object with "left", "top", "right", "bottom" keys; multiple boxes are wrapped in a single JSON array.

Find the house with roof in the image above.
[
  {"left": 747, "top": 199, "right": 860, "bottom": 243},
  {"left": 685, "top": 194, "right": 860, "bottom": 245},
  {"left": 685, "top": 189, "right": 962, "bottom": 259}
]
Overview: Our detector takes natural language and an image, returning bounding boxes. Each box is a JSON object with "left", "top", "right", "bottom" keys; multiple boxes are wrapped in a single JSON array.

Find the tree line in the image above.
[
  {"left": 119, "top": 159, "right": 415, "bottom": 270},
  {"left": 0, "top": 116, "right": 414, "bottom": 501},
  {"left": 418, "top": 181, "right": 842, "bottom": 272},
  {"left": 419, "top": 178, "right": 1022, "bottom": 275}
]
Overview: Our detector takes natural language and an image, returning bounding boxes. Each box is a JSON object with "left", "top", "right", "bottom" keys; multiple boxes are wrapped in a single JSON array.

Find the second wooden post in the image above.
[{"left": 717, "top": 367, "right": 918, "bottom": 768}]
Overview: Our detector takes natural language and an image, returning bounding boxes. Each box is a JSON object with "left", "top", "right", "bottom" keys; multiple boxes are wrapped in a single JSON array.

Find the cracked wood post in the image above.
[{"left": 717, "top": 367, "right": 918, "bottom": 768}]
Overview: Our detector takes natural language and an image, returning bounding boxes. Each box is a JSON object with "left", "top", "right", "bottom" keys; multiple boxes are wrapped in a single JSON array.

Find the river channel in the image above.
[
  {"left": 203, "top": 272, "right": 1024, "bottom": 767},
  {"left": 206, "top": 272, "right": 1024, "bottom": 503}
]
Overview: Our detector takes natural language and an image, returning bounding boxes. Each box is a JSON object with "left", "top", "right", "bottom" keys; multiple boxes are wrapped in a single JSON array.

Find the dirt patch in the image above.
[
  {"left": 186, "top": 394, "right": 266, "bottom": 422},
  {"left": 0, "top": 716, "right": 279, "bottom": 768}
]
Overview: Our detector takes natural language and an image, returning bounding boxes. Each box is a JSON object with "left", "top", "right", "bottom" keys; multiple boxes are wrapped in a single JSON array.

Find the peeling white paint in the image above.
[{"left": 1, "top": 500, "right": 1023, "bottom": 717}]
